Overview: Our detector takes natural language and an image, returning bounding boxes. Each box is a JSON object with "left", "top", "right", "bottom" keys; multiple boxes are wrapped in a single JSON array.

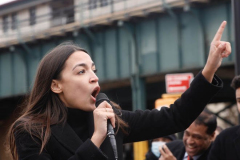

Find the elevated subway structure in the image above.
[{"left": 0, "top": 0, "right": 237, "bottom": 159}]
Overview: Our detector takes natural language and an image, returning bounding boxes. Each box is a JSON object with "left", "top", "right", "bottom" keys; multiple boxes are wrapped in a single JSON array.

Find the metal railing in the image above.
[{"left": 0, "top": 0, "right": 126, "bottom": 37}]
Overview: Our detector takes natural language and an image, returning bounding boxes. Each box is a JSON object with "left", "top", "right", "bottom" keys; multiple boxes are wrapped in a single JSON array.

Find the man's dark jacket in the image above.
[
  {"left": 208, "top": 125, "right": 240, "bottom": 160},
  {"left": 15, "top": 73, "right": 222, "bottom": 160},
  {"left": 165, "top": 140, "right": 212, "bottom": 160},
  {"left": 145, "top": 150, "right": 158, "bottom": 160}
]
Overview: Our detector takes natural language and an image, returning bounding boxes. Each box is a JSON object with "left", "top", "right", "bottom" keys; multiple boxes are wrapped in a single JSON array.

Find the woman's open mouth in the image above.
[{"left": 91, "top": 86, "right": 100, "bottom": 101}]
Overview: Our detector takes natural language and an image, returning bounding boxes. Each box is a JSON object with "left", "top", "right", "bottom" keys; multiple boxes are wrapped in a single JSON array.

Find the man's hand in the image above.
[{"left": 159, "top": 145, "right": 177, "bottom": 160}]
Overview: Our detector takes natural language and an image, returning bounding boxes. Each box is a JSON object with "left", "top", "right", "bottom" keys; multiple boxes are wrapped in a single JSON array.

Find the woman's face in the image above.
[{"left": 53, "top": 51, "right": 100, "bottom": 111}]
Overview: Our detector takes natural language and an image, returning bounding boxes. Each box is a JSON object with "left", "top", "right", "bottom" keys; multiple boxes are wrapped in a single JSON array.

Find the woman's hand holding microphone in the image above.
[{"left": 91, "top": 101, "right": 115, "bottom": 148}]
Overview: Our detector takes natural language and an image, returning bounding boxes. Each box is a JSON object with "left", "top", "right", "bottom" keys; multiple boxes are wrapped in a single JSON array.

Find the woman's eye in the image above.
[
  {"left": 78, "top": 70, "right": 85, "bottom": 74},
  {"left": 93, "top": 69, "right": 97, "bottom": 73}
]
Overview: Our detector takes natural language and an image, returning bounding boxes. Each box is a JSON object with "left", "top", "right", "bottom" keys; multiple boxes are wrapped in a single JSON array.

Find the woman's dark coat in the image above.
[{"left": 15, "top": 72, "right": 222, "bottom": 160}]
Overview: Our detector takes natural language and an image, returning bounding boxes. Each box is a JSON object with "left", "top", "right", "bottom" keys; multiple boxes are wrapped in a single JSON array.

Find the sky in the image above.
[{"left": 0, "top": 0, "right": 16, "bottom": 5}]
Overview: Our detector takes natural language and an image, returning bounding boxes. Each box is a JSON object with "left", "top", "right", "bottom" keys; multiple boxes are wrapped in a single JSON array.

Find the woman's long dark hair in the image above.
[{"left": 8, "top": 43, "right": 128, "bottom": 160}]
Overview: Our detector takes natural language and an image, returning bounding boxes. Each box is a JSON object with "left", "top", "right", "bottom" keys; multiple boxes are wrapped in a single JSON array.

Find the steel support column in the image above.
[
  {"left": 118, "top": 21, "right": 146, "bottom": 111},
  {"left": 232, "top": 0, "right": 240, "bottom": 75},
  {"left": 118, "top": 20, "right": 146, "bottom": 160},
  {"left": 162, "top": 0, "right": 183, "bottom": 69},
  {"left": 232, "top": 0, "right": 240, "bottom": 124}
]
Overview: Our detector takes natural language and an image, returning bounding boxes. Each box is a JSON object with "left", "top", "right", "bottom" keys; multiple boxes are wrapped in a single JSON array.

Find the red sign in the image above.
[{"left": 165, "top": 73, "right": 194, "bottom": 93}]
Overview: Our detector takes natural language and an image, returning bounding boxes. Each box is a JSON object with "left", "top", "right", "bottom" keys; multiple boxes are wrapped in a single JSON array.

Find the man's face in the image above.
[
  {"left": 183, "top": 122, "right": 214, "bottom": 157},
  {"left": 236, "top": 88, "right": 240, "bottom": 113}
]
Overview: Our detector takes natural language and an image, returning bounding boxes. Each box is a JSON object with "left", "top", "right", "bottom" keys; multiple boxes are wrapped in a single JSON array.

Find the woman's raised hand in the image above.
[
  {"left": 91, "top": 101, "right": 115, "bottom": 148},
  {"left": 202, "top": 21, "right": 231, "bottom": 82}
]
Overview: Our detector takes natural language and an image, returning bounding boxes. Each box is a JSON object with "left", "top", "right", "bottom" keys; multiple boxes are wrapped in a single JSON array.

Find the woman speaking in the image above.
[{"left": 8, "top": 21, "right": 230, "bottom": 160}]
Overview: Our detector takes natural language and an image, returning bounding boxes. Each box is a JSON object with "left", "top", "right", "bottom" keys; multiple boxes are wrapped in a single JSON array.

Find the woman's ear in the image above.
[{"left": 51, "top": 80, "right": 62, "bottom": 93}]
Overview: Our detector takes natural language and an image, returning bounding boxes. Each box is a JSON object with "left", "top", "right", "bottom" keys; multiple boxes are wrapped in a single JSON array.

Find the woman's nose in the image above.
[{"left": 90, "top": 73, "right": 99, "bottom": 83}]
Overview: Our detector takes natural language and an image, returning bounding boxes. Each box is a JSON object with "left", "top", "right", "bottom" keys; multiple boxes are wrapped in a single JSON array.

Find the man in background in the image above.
[
  {"left": 208, "top": 76, "right": 240, "bottom": 160},
  {"left": 145, "top": 134, "right": 177, "bottom": 160},
  {"left": 159, "top": 110, "right": 216, "bottom": 160}
]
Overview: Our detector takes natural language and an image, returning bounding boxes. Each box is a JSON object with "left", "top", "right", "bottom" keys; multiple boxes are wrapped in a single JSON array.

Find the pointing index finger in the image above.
[{"left": 212, "top": 21, "right": 227, "bottom": 42}]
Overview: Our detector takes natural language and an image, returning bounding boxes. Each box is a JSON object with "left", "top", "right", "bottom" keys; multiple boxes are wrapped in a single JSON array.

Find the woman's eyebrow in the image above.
[
  {"left": 72, "top": 62, "right": 95, "bottom": 71},
  {"left": 72, "top": 63, "right": 86, "bottom": 71}
]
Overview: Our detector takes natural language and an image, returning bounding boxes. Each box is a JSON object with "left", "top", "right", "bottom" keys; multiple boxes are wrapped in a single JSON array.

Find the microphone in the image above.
[{"left": 96, "top": 93, "right": 118, "bottom": 160}]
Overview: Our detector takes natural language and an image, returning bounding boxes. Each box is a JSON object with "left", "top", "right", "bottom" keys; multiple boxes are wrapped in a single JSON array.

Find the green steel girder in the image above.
[{"left": 118, "top": 21, "right": 146, "bottom": 110}]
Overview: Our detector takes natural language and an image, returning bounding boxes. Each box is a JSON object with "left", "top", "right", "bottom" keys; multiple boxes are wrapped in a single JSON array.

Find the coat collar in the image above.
[
  {"left": 175, "top": 142, "right": 186, "bottom": 160},
  {"left": 51, "top": 123, "right": 83, "bottom": 154},
  {"left": 51, "top": 112, "right": 95, "bottom": 154}
]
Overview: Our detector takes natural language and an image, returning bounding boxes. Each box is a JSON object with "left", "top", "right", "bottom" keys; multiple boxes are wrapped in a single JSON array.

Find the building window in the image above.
[
  {"left": 89, "top": 0, "right": 97, "bottom": 9},
  {"left": 11, "top": 12, "right": 17, "bottom": 30},
  {"left": 51, "top": 0, "right": 74, "bottom": 27},
  {"left": 29, "top": 7, "right": 36, "bottom": 25},
  {"left": 2, "top": 15, "right": 8, "bottom": 33},
  {"left": 89, "top": 0, "right": 108, "bottom": 9},
  {"left": 100, "top": 0, "right": 108, "bottom": 7}
]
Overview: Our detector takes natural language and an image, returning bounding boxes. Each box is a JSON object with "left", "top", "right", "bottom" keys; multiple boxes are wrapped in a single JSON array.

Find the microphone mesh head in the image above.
[
  {"left": 96, "top": 93, "right": 109, "bottom": 107},
  {"left": 96, "top": 93, "right": 122, "bottom": 116}
]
